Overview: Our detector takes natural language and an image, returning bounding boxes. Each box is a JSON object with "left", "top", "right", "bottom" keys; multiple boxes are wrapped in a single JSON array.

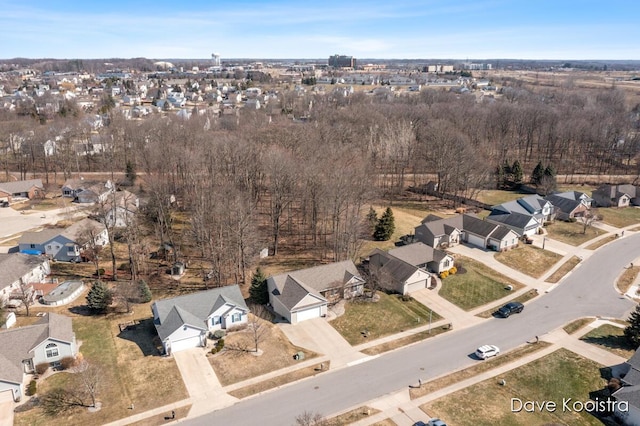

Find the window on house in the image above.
[
  {"left": 232, "top": 313, "right": 242, "bottom": 322},
  {"left": 443, "top": 260, "right": 450, "bottom": 268},
  {"left": 212, "top": 316, "right": 221, "bottom": 325},
  {"left": 47, "top": 245, "right": 52, "bottom": 250},
  {"left": 45, "top": 343, "right": 59, "bottom": 358},
  {"left": 30, "top": 244, "right": 36, "bottom": 249}
]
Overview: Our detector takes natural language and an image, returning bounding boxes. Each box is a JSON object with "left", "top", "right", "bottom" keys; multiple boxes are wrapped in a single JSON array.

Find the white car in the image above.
[
  {"left": 475, "top": 344, "right": 500, "bottom": 360},
  {"left": 428, "top": 419, "right": 448, "bottom": 426}
]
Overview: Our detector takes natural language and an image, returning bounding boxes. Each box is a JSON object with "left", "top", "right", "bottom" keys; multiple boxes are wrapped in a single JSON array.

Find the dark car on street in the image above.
[{"left": 497, "top": 301, "right": 524, "bottom": 318}]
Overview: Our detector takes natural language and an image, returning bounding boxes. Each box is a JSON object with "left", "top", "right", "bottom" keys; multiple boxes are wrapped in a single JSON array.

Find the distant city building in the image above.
[
  {"left": 329, "top": 54, "right": 356, "bottom": 69},
  {"left": 463, "top": 63, "right": 492, "bottom": 70},
  {"left": 425, "top": 64, "right": 454, "bottom": 73},
  {"left": 212, "top": 53, "right": 221, "bottom": 67}
]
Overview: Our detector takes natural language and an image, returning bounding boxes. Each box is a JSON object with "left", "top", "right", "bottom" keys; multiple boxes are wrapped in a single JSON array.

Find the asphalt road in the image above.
[{"left": 187, "top": 233, "right": 640, "bottom": 426}]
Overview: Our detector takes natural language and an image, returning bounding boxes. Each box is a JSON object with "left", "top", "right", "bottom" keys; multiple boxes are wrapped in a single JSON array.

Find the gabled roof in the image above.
[
  {"left": 417, "top": 215, "right": 463, "bottom": 238},
  {"left": 545, "top": 194, "right": 583, "bottom": 214},
  {"left": 550, "top": 190, "right": 591, "bottom": 202},
  {"left": 487, "top": 211, "right": 538, "bottom": 229},
  {"left": 0, "top": 313, "right": 74, "bottom": 385},
  {"left": 152, "top": 285, "right": 248, "bottom": 340},
  {"left": 370, "top": 249, "right": 420, "bottom": 283},
  {"left": 492, "top": 194, "right": 549, "bottom": 216},
  {"left": 19, "top": 229, "right": 59, "bottom": 246},
  {"left": 388, "top": 242, "right": 450, "bottom": 267},
  {"left": 462, "top": 214, "right": 500, "bottom": 238},
  {"left": 0, "top": 253, "right": 48, "bottom": 290},
  {"left": 488, "top": 225, "right": 517, "bottom": 240},
  {"left": 0, "top": 179, "right": 43, "bottom": 194},
  {"left": 276, "top": 276, "right": 326, "bottom": 311},
  {"left": 268, "top": 260, "right": 363, "bottom": 295},
  {"left": 59, "top": 218, "right": 106, "bottom": 243}
]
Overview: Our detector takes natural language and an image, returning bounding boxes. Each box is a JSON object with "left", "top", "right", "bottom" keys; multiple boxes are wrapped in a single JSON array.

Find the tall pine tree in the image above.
[
  {"left": 625, "top": 304, "right": 640, "bottom": 347},
  {"left": 511, "top": 160, "right": 524, "bottom": 185},
  {"left": 249, "top": 268, "right": 269, "bottom": 305},
  {"left": 373, "top": 207, "right": 395, "bottom": 241},
  {"left": 86, "top": 281, "right": 113, "bottom": 313},
  {"left": 531, "top": 161, "right": 545, "bottom": 185}
]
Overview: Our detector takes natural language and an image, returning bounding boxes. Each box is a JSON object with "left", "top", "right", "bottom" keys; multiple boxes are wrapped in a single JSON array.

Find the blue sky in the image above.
[{"left": 0, "top": 0, "right": 638, "bottom": 60}]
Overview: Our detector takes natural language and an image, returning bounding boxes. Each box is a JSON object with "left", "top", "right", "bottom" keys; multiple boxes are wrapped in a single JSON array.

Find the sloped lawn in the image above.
[{"left": 495, "top": 245, "right": 562, "bottom": 278}]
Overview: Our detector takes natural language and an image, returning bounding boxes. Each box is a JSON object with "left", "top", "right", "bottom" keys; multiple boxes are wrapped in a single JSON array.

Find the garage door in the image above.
[
  {"left": 467, "top": 233, "right": 485, "bottom": 248},
  {"left": 405, "top": 279, "right": 427, "bottom": 294},
  {"left": 169, "top": 335, "right": 202, "bottom": 353},
  {"left": 295, "top": 306, "right": 322, "bottom": 323}
]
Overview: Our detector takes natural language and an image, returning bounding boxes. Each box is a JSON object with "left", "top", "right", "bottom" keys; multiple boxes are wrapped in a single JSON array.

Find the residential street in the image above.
[{"left": 183, "top": 233, "right": 640, "bottom": 426}]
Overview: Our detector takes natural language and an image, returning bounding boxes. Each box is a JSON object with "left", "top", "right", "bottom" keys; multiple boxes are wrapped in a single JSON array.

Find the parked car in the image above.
[
  {"left": 413, "top": 422, "right": 426, "bottom": 426},
  {"left": 497, "top": 302, "right": 524, "bottom": 318},
  {"left": 475, "top": 344, "right": 500, "bottom": 360},
  {"left": 427, "top": 419, "right": 448, "bottom": 426}
]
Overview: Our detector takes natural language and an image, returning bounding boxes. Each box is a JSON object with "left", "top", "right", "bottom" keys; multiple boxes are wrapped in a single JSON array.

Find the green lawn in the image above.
[
  {"left": 599, "top": 207, "right": 640, "bottom": 228},
  {"left": 580, "top": 324, "right": 635, "bottom": 359},
  {"left": 423, "top": 348, "right": 607, "bottom": 426},
  {"left": 494, "top": 245, "right": 562, "bottom": 278},
  {"left": 330, "top": 292, "right": 442, "bottom": 345},
  {"left": 476, "top": 189, "right": 525, "bottom": 207},
  {"left": 544, "top": 220, "right": 605, "bottom": 246},
  {"left": 439, "top": 257, "right": 524, "bottom": 311}
]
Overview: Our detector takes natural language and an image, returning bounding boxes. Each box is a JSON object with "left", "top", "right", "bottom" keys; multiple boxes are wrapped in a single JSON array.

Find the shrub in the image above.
[
  {"left": 401, "top": 294, "right": 413, "bottom": 302},
  {"left": 27, "top": 380, "right": 37, "bottom": 396},
  {"left": 35, "top": 363, "right": 49, "bottom": 376},
  {"left": 96, "top": 268, "right": 106, "bottom": 276},
  {"left": 439, "top": 270, "right": 449, "bottom": 279},
  {"left": 212, "top": 330, "right": 226, "bottom": 339},
  {"left": 211, "top": 338, "right": 225, "bottom": 354},
  {"left": 449, "top": 266, "right": 457, "bottom": 275},
  {"left": 567, "top": 217, "right": 577, "bottom": 223},
  {"left": 60, "top": 356, "right": 76, "bottom": 370}
]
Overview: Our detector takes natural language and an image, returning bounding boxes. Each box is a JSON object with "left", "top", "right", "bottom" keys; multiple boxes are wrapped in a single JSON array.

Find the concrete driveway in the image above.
[
  {"left": 0, "top": 204, "right": 88, "bottom": 241},
  {"left": 173, "top": 348, "right": 237, "bottom": 417},
  {"left": 0, "top": 390, "right": 14, "bottom": 426},
  {"left": 278, "top": 317, "right": 367, "bottom": 368}
]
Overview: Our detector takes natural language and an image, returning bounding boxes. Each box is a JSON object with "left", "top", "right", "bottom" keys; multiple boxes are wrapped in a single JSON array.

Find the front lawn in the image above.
[
  {"left": 599, "top": 207, "right": 640, "bottom": 228},
  {"left": 330, "top": 293, "right": 442, "bottom": 345},
  {"left": 439, "top": 257, "right": 524, "bottom": 311},
  {"left": 494, "top": 245, "right": 562, "bottom": 278},
  {"left": 545, "top": 256, "right": 581, "bottom": 283},
  {"left": 580, "top": 324, "right": 635, "bottom": 359},
  {"left": 15, "top": 309, "right": 187, "bottom": 426},
  {"left": 617, "top": 265, "right": 640, "bottom": 295},
  {"left": 544, "top": 220, "right": 605, "bottom": 246},
  {"left": 422, "top": 348, "right": 607, "bottom": 426}
]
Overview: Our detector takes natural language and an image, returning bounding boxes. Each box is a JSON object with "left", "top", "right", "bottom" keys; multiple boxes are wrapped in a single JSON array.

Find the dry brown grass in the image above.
[
  {"left": 361, "top": 324, "right": 452, "bottom": 356},
  {"left": 563, "top": 317, "right": 595, "bottom": 335},
  {"left": 585, "top": 235, "right": 617, "bottom": 250},
  {"left": 128, "top": 405, "right": 191, "bottom": 425},
  {"left": 494, "top": 245, "right": 562, "bottom": 278},
  {"left": 616, "top": 265, "right": 640, "bottom": 295},
  {"left": 371, "top": 420, "right": 397, "bottom": 426},
  {"left": 544, "top": 256, "right": 581, "bottom": 283},
  {"left": 326, "top": 407, "right": 381, "bottom": 425},
  {"left": 228, "top": 361, "right": 330, "bottom": 399},
  {"left": 209, "top": 321, "right": 318, "bottom": 386}
]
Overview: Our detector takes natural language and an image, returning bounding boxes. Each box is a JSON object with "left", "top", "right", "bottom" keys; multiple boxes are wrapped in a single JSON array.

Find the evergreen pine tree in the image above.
[
  {"left": 366, "top": 207, "right": 378, "bottom": 233},
  {"left": 625, "top": 304, "right": 640, "bottom": 347},
  {"left": 137, "top": 280, "right": 152, "bottom": 303},
  {"left": 511, "top": 160, "right": 524, "bottom": 185},
  {"left": 373, "top": 207, "right": 396, "bottom": 241},
  {"left": 86, "top": 281, "right": 113, "bottom": 313},
  {"left": 531, "top": 161, "right": 545, "bottom": 185},
  {"left": 495, "top": 164, "right": 504, "bottom": 189},
  {"left": 125, "top": 160, "right": 137, "bottom": 185},
  {"left": 543, "top": 164, "right": 555, "bottom": 178},
  {"left": 249, "top": 268, "right": 269, "bottom": 305}
]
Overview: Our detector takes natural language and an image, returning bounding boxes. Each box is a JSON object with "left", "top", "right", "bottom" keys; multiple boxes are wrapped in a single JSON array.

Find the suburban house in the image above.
[
  {"left": 487, "top": 195, "right": 554, "bottom": 236},
  {"left": 610, "top": 346, "right": 640, "bottom": 425},
  {"left": 93, "top": 190, "right": 139, "bottom": 228},
  {"left": 61, "top": 178, "right": 114, "bottom": 203},
  {"left": 0, "top": 179, "right": 45, "bottom": 203},
  {"left": 0, "top": 313, "right": 77, "bottom": 401},
  {"left": 267, "top": 261, "right": 365, "bottom": 324},
  {"left": 18, "top": 218, "right": 108, "bottom": 262},
  {"left": 151, "top": 285, "right": 249, "bottom": 354},
  {"left": 388, "top": 242, "right": 454, "bottom": 274},
  {"left": 415, "top": 214, "right": 520, "bottom": 251},
  {"left": 0, "top": 253, "right": 50, "bottom": 307},
  {"left": 592, "top": 184, "right": 640, "bottom": 208},
  {"left": 368, "top": 249, "right": 432, "bottom": 295},
  {"left": 545, "top": 191, "right": 592, "bottom": 221}
]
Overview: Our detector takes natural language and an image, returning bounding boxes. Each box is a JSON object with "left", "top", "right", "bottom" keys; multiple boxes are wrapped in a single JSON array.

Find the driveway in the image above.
[
  {"left": 0, "top": 205, "right": 87, "bottom": 241},
  {"left": 0, "top": 390, "right": 14, "bottom": 426},
  {"left": 173, "top": 348, "right": 238, "bottom": 417},
  {"left": 278, "top": 318, "right": 366, "bottom": 367}
]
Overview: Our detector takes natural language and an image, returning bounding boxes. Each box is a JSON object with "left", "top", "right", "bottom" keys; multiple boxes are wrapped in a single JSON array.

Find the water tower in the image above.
[{"left": 212, "top": 53, "right": 221, "bottom": 67}]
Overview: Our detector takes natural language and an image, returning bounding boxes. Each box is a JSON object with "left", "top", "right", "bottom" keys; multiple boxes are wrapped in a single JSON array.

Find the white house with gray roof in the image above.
[
  {"left": 151, "top": 285, "right": 249, "bottom": 354},
  {"left": 267, "top": 260, "right": 365, "bottom": 324},
  {"left": 388, "top": 242, "right": 454, "bottom": 274},
  {"left": 18, "top": 218, "right": 108, "bottom": 262},
  {"left": 0, "top": 313, "right": 77, "bottom": 401},
  {"left": 0, "top": 253, "right": 50, "bottom": 307}
]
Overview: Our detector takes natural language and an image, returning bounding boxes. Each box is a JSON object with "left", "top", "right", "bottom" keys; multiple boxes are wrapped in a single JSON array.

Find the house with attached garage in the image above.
[
  {"left": 151, "top": 285, "right": 249, "bottom": 354},
  {"left": 0, "top": 313, "right": 77, "bottom": 401},
  {"left": 592, "top": 184, "right": 640, "bottom": 208},
  {"left": 18, "top": 218, "right": 108, "bottom": 262},
  {"left": 0, "top": 179, "right": 45, "bottom": 203},
  {"left": 545, "top": 191, "right": 592, "bottom": 221},
  {"left": 92, "top": 190, "right": 139, "bottom": 228},
  {"left": 388, "top": 242, "right": 454, "bottom": 274},
  {"left": 415, "top": 214, "right": 520, "bottom": 251},
  {"left": 267, "top": 260, "right": 365, "bottom": 324},
  {"left": 0, "top": 253, "right": 50, "bottom": 307},
  {"left": 61, "top": 178, "right": 114, "bottom": 203},
  {"left": 368, "top": 249, "right": 432, "bottom": 295},
  {"left": 486, "top": 195, "right": 554, "bottom": 236}
]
